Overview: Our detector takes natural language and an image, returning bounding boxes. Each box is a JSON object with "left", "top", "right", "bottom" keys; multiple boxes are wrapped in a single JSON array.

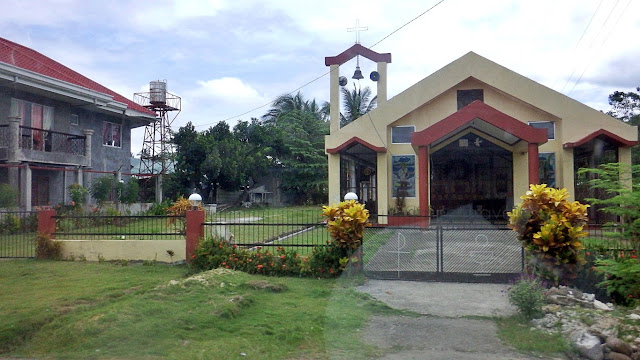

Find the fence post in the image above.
[
  {"left": 38, "top": 209, "right": 57, "bottom": 238},
  {"left": 185, "top": 209, "right": 205, "bottom": 262}
]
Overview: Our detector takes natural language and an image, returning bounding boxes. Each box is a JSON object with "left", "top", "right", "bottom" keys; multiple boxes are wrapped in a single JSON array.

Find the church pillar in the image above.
[
  {"left": 376, "top": 152, "right": 388, "bottom": 224},
  {"left": 376, "top": 62, "right": 387, "bottom": 105},
  {"left": 528, "top": 143, "right": 540, "bottom": 185},
  {"left": 418, "top": 146, "right": 429, "bottom": 217},
  {"left": 327, "top": 153, "right": 341, "bottom": 205},
  {"left": 329, "top": 64, "right": 340, "bottom": 134},
  {"left": 619, "top": 146, "right": 633, "bottom": 191}
]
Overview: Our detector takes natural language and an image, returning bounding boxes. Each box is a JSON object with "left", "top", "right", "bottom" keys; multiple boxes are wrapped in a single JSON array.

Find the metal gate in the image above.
[
  {"left": 0, "top": 211, "right": 38, "bottom": 258},
  {"left": 363, "top": 225, "right": 523, "bottom": 283}
]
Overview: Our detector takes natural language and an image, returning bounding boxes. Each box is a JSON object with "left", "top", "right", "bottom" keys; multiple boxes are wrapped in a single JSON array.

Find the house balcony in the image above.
[{"left": 0, "top": 122, "right": 93, "bottom": 167}]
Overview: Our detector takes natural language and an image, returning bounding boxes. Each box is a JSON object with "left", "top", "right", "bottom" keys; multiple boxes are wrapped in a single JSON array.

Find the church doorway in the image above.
[
  {"left": 430, "top": 133, "right": 513, "bottom": 220},
  {"left": 339, "top": 143, "right": 377, "bottom": 216}
]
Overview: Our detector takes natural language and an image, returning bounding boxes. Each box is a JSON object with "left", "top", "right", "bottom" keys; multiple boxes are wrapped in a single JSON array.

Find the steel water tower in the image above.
[{"left": 134, "top": 80, "right": 181, "bottom": 202}]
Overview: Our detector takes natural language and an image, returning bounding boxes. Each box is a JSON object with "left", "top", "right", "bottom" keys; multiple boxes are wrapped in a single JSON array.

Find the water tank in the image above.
[{"left": 149, "top": 80, "right": 167, "bottom": 105}]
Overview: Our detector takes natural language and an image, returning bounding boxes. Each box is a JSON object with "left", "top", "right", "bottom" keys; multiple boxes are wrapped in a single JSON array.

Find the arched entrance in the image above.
[
  {"left": 339, "top": 143, "right": 378, "bottom": 216},
  {"left": 430, "top": 133, "right": 513, "bottom": 219}
]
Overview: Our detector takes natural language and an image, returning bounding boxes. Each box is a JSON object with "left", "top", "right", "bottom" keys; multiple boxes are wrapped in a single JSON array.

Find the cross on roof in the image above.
[{"left": 347, "top": 19, "right": 368, "bottom": 44}]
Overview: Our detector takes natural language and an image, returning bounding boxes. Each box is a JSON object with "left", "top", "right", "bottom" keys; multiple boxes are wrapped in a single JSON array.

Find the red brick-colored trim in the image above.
[
  {"left": 563, "top": 129, "right": 639, "bottom": 148},
  {"left": 411, "top": 101, "right": 548, "bottom": 147},
  {"left": 528, "top": 143, "right": 540, "bottom": 185},
  {"left": 326, "top": 136, "right": 387, "bottom": 154},
  {"left": 418, "top": 146, "right": 430, "bottom": 222},
  {"left": 325, "top": 44, "right": 392, "bottom": 66},
  {"left": 185, "top": 210, "right": 205, "bottom": 263},
  {"left": 37, "top": 209, "right": 57, "bottom": 238}
]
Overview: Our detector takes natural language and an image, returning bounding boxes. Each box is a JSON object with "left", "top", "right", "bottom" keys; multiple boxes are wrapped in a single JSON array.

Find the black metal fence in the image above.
[
  {"left": 204, "top": 207, "right": 329, "bottom": 253},
  {"left": 0, "top": 211, "right": 38, "bottom": 258},
  {"left": 53, "top": 215, "right": 185, "bottom": 240}
]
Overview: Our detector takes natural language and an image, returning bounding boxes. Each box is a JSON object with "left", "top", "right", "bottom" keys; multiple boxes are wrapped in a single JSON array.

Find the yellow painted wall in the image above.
[
  {"left": 58, "top": 239, "right": 186, "bottom": 262},
  {"left": 326, "top": 52, "right": 638, "bottom": 210}
]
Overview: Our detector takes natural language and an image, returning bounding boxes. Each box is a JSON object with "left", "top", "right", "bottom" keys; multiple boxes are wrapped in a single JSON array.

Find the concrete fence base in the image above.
[{"left": 57, "top": 239, "right": 186, "bottom": 263}]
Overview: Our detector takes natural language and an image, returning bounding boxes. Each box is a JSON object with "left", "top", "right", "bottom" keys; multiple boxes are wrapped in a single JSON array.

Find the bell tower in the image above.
[{"left": 324, "top": 26, "right": 391, "bottom": 134}]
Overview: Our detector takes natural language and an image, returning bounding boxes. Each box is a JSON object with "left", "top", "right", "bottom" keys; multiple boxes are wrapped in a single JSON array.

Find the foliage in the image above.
[
  {"left": 190, "top": 237, "right": 304, "bottom": 276},
  {"left": 145, "top": 200, "right": 171, "bottom": 215},
  {"left": 607, "top": 87, "right": 640, "bottom": 164},
  {"left": 305, "top": 244, "right": 351, "bottom": 278},
  {"left": 340, "top": 84, "right": 377, "bottom": 127},
  {"left": 1, "top": 213, "right": 21, "bottom": 234},
  {"left": 167, "top": 196, "right": 203, "bottom": 229},
  {"left": 262, "top": 92, "right": 329, "bottom": 203},
  {"left": 508, "top": 184, "right": 589, "bottom": 285},
  {"left": 118, "top": 179, "right": 139, "bottom": 204},
  {"left": 172, "top": 120, "right": 277, "bottom": 204},
  {"left": 508, "top": 275, "right": 546, "bottom": 319},
  {"left": 595, "top": 255, "right": 640, "bottom": 306},
  {"left": 35, "top": 233, "right": 62, "bottom": 260},
  {"left": 67, "top": 183, "right": 88, "bottom": 211},
  {"left": 0, "top": 183, "right": 19, "bottom": 209},
  {"left": 89, "top": 176, "right": 115, "bottom": 206},
  {"left": 578, "top": 163, "right": 640, "bottom": 250},
  {"left": 322, "top": 200, "right": 370, "bottom": 250}
]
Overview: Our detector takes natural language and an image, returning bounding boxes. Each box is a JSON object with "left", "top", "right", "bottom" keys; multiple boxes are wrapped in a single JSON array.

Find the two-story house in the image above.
[{"left": 0, "top": 37, "right": 156, "bottom": 209}]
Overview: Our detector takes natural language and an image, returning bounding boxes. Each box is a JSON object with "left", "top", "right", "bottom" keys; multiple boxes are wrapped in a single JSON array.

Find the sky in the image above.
[{"left": 1, "top": 0, "right": 639, "bottom": 156}]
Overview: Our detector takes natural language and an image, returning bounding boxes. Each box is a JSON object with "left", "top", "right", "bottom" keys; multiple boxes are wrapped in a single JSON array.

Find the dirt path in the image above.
[{"left": 356, "top": 280, "right": 561, "bottom": 360}]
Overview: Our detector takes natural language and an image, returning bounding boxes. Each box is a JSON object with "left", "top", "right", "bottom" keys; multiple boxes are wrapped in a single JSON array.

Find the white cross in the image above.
[{"left": 347, "top": 19, "right": 368, "bottom": 44}]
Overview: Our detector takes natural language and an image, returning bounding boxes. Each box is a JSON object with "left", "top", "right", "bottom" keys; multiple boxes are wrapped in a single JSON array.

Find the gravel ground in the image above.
[{"left": 356, "top": 280, "right": 561, "bottom": 360}]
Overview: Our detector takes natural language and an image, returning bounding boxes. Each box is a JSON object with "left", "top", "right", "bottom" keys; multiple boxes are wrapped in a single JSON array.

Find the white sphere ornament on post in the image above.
[
  {"left": 344, "top": 192, "right": 358, "bottom": 201},
  {"left": 188, "top": 193, "right": 202, "bottom": 210}
]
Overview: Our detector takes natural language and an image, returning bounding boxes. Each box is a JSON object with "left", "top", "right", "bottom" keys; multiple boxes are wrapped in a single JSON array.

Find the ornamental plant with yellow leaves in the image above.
[
  {"left": 508, "top": 184, "right": 589, "bottom": 285},
  {"left": 322, "top": 200, "right": 370, "bottom": 250}
]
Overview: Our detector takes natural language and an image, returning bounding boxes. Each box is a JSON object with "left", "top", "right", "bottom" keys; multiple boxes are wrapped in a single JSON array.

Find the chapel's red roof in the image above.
[{"left": 0, "top": 37, "right": 156, "bottom": 117}]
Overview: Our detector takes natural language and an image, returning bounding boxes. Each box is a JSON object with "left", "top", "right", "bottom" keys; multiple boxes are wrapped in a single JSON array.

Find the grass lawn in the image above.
[{"left": 0, "top": 260, "right": 409, "bottom": 360}]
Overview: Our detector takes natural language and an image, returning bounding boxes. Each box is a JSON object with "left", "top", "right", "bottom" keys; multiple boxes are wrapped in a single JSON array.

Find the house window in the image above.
[
  {"left": 391, "top": 126, "right": 415, "bottom": 144},
  {"left": 539, "top": 152, "right": 556, "bottom": 187},
  {"left": 457, "top": 89, "right": 484, "bottom": 110},
  {"left": 10, "top": 98, "right": 54, "bottom": 129},
  {"left": 392, "top": 155, "right": 415, "bottom": 198},
  {"left": 102, "top": 122, "right": 121, "bottom": 147},
  {"left": 529, "top": 121, "right": 555, "bottom": 140},
  {"left": 71, "top": 114, "right": 79, "bottom": 126}
]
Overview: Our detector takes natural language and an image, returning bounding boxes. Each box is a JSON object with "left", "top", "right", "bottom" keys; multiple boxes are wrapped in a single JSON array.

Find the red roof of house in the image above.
[{"left": 0, "top": 37, "right": 156, "bottom": 117}]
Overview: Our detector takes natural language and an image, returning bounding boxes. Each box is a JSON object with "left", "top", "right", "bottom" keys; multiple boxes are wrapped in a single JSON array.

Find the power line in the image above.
[
  {"left": 567, "top": 0, "right": 631, "bottom": 95},
  {"left": 193, "top": 0, "right": 447, "bottom": 129}
]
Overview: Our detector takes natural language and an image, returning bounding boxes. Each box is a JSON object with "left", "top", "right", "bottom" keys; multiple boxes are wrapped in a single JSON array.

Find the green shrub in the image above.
[
  {"left": 67, "top": 183, "right": 88, "bottom": 210},
  {"left": 1, "top": 214, "right": 21, "bottom": 234},
  {"left": 508, "top": 276, "right": 546, "bottom": 320},
  {"left": 595, "top": 256, "right": 640, "bottom": 306},
  {"left": 36, "top": 233, "right": 62, "bottom": 260},
  {"left": 190, "top": 238, "right": 304, "bottom": 277},
  {"left": 0, "top": 183, "right": 18, "bottom": 208},
  {"left": 145, "top": 201, "right": 170, "bottom": 216},
  {"left": 304, "top": 244, "right": 350, "bottom": 278},
  {"left": 508, "top": 184, "right": 589, "bottom": 285}
]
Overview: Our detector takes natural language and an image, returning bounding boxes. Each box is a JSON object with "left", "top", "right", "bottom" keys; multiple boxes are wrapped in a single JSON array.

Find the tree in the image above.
[
  {"left": 340, "top": 84, "right": 377, "bottom": 127},
  {"left": 608, "top": 87, "right": 640, "bottom": 164},
  {"left": 262, "top": 91, "right": 330, "bottom": 203},
  {"left": 262, "top": 92, "right": 329, "bottom": 124}
]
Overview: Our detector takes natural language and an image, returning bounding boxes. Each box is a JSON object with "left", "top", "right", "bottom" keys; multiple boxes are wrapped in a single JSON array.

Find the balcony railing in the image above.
[{"left": 19, "top": 126, "right": 85, "bottom": 156}]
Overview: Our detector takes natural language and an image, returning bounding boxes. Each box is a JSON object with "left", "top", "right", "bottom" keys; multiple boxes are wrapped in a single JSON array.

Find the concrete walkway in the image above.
[{"left": 355, "top": 280, "right": 559, "bottom": 360}]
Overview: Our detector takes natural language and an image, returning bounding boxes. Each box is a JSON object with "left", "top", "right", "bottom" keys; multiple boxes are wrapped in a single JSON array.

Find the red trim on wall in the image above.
[
  {"left": 325, "top": 44, "right": 392, "bottom": 66},
  {"left": 411, "top": 101, "right": 548, "bottom": 147},
  {"left": 326, "top": 136, "right": 387, "bottom": 154},
  {"left": 563, "top": 128, "right": 639, "bottom": 148},
  {"left": 528, "top": 143, "right": 540, "bottom": 185},
  {"left": 418, "top": 146, "right": 430, "bottom": 219}
]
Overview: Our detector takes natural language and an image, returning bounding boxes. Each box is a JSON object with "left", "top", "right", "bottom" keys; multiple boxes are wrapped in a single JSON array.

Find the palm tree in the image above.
[
  {"left": 340, "top": 84, "right": 377, "bottom": 127},
  {"left": 262, "top": 91, "right": 329, "bottom": 124}
]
